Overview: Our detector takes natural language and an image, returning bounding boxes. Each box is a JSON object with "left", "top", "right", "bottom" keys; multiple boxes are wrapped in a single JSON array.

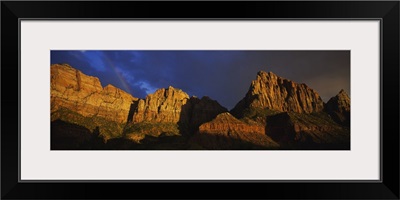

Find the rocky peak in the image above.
[
  {"left": 337, "top": 89, "right": 350, "bottom": 100},
  {"left": 131, "top": 86, "right": 190, "bottom": 123},
  {"left": 188, "top": 96, "right": 228, "bottom": 129},
  {"left": 104, "top": 84, "right": 118, "bottom": 91},
  {"left": 201, "top": 96, "right": 212, "bottom": 101},
  {"left": 198, "top": 112, "right": 263, "bottom": 136},
  {"left": 209, "top": 112, "right": 239, "bottom": 123},
  {"left": 231, "top": 70, "right": 324, "bottom": 117},
  {"left": 103, "top": 84, "right": 130, "bottom": 96},
  {"left": 326, "top": 89, "right": 350, "bottom": 112},
  {"left": 325, "top": 89, "right": 350, "bottom": 126},
  {"left": 153, "top": 86, "right": 189, "bottom": 100}
]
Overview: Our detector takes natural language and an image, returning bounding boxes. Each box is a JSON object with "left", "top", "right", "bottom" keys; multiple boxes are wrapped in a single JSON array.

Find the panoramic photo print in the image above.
[{"left": 51, "top": 50, "right": 350, "bottom": 150}]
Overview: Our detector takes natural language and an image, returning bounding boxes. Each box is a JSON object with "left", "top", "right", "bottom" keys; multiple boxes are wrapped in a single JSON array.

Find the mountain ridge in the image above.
[{"left": 51, "top": 64, "right": 350, "bottom": 150}]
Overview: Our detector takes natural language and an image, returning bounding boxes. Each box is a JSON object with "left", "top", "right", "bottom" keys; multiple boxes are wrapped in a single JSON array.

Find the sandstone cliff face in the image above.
[
  {"left": 130, "top": 86, "right": 190, "bottom": 123},
  {"left": 194, "top": 112, "right": 279, "bottom": 149},
  {"left": 266, "top": 112, "right": 349, "bottom": 149},
  {"left": 231, "top": 71, "right": 324, "bottom": 117},
  {"left": 51, "top": 64, "right": 137, "bottom": 124},
  {"left": 325, "top": 89, "right": 350, "bottom": 126}
]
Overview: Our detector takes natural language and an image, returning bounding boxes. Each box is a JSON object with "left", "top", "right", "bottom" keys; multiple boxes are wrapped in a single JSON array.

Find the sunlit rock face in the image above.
[
  {"left": 51, "top": 64, "right": 137, "bottom": 124},
  {"left": 231, "top": 71, "right": 324, "bottom": 117},
  {"left": 131, "top": 86, "right": 190, "bottom": 123}
]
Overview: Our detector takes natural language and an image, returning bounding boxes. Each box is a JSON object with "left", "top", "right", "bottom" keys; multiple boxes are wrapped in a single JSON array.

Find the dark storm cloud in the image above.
[{"left": 51, "top": 50, "right": 350, "bottom": 109}]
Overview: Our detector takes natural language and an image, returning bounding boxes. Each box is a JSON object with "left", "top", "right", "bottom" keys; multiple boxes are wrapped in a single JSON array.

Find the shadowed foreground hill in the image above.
[
  {"left": 51, "top": 64, "right": 350, "bottom": 150},
  {"left": 266, "top": 112, "right": 349, "bottom": 149}
]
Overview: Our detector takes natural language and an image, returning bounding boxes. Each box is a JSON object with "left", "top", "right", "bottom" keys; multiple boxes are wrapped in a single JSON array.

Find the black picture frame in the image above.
[{"left": 2, "top": 1, "right": 399, "bottom": 199}]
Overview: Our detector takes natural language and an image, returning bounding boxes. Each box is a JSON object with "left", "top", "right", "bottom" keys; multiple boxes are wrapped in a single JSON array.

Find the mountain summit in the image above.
[
  {"left": 325, "top": 89, "right": 350, "bottom": 126},
  {"left": 231, "top": 71, "right": 324, "bottom": 117}
]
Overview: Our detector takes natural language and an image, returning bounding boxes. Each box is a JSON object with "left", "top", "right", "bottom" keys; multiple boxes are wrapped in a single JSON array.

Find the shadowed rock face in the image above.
[
  {"left": 187, "top": 96, "right": 228, "bottom": 130},
  {"left": 51, "top": 64, "right": 137, "bottom": 124},
  {"left": 231, "top": 71, "right": 324, "bottom": 117},
  {"left": 266, "top": 112, "right": 350, "bottom": 149},
  {"left": 325, "top": 89, "right": 350, "bottom": 126},
  {"left": 195, "top": 112, "right": 279, "bottom": 149}
]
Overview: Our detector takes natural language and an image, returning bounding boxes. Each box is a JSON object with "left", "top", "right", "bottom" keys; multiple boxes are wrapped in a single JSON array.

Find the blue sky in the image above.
[{"left": 51, "top": 50, "right": 350, "bottom": 109}]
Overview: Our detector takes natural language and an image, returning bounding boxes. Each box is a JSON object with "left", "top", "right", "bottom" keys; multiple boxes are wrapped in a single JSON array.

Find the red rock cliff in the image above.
[
  {"left": 51, "top": 64, "right": 137, "bottom": 123},
  {"left": 231, "top": 71, "right": 324, "bottom": 117}
]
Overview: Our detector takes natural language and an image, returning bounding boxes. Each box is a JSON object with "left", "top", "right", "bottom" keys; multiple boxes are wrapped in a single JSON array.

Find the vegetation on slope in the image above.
[
  {"left": 51, "top": 108, "right": 124, "bottom": 141},
  {"left": 123, "top": 122, "right": 180, "bottom": 143}
]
